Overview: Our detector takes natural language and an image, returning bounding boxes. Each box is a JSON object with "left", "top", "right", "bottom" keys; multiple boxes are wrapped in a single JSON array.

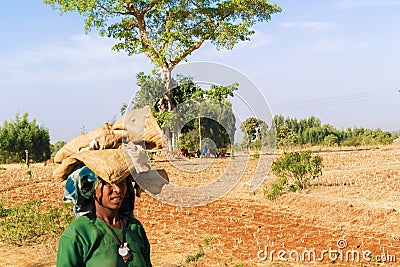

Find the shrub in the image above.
[
  {"left": 0, "top": 200, "right": 74, "bottom": 245},
  {"left": 250, "top": 152, "right": 260, "bottom": 160},
  {"left": 185, "top": 235, "right": 213, "bottom": 266},
  {"left": 265, "top": 150, "right": 323, "bottom": 200},
  {"left": 185, "top": 251, "right": 205, "bottom": 265},
  {"left": 323, "top": 134, "right": 338, "bottom": 147},
  {"left": 203, "top": 235, "right": 213, "bottom": 247}
]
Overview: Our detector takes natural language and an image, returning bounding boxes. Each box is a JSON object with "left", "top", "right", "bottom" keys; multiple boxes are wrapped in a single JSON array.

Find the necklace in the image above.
[{"left": 97, "top": 215, "right": 133, "bottom": 263}]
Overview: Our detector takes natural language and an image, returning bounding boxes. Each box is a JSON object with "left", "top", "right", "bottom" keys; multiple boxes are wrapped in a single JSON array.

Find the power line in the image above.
[{"left": 289, "top": 88, "right": 395, "bottom": 110}]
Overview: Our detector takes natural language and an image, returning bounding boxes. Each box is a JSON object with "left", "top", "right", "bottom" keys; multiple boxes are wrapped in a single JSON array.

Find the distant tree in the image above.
[
  {"left": 127, "top": 72, "right": 200, "bottom": 127},
  {"left": 272, "top": 114, "right": 395, "bottom": 147},
  {"left": 240, "top": 117, "right": 268, "bottom": 150},
  {"left": 375, "top": 129, "right": 395, "bottom": 145},
  {"left": 128, "top": 72, "right": 237, "bottom": 151},
  {"left": 197, "top": 99, "right": 236, "bottom": 149},
  {"left": 177, "top": 93, "right": 237, "bottom": 152},
  {"left": 44, "top": 0, "right": 281, "bottom": 110},
  {"left": 0, "top": 113, "right": 51, "bottom": 163},
  {"left": 51, "top": 140, "right": 66, "bottom": 157},
  {"left": 323, "top": 134, "right": 338, "bottom": 147},
  {"left": 276, "top": 125, "right": 297, "bottom": 148},
  {"left": 241, "top": 117, "right": 261, "bottom": 142},
  {"left": 129, "top": 72, "right": 165, "bottom": 114}
]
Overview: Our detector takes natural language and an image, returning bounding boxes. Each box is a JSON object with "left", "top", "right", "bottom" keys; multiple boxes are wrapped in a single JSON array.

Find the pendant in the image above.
[{"left": 118, "top": 242, "right": 132, "bottom": 263}]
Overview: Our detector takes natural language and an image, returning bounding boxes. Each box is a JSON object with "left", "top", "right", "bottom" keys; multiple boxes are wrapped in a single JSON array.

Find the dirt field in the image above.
[{"left": 0, "top": 143, "right": 400, "bottom": 267}]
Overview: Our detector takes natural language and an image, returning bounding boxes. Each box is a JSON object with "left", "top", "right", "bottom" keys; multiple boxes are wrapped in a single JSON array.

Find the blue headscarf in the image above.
[{"left": 63, "top": 166, "right": 135, "bottom": 217}]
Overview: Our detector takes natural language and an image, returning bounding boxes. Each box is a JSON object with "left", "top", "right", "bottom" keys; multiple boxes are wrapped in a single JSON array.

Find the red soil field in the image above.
[{"left": 0, "top": 143, "right": 399, "bottom": 266}]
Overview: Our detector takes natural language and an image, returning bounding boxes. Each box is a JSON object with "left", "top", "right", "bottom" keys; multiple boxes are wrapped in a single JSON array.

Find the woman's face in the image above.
[{"left": 94, "top": 179, "right": 127, "bottom": 210}]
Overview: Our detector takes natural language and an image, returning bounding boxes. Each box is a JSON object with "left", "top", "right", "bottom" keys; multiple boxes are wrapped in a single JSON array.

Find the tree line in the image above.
[
  {"left": 0, "top": 112, "right": 397, "bottom": 164},
  {"left": 241, "top": 115, "right": 397, "bottom": 150}
]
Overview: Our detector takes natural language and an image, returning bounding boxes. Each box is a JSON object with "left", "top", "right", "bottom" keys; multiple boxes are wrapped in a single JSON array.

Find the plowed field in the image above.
[{"left": 1, "top": 143, "right": 400, "bottom": 267}]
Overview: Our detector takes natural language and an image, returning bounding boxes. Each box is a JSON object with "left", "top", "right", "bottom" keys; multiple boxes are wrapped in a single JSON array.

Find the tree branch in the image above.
[
  {"left": 188, "top": 0, "right": 217, "bottom": 28},
  {"left": 160, "top": 10, "right": 173, "bottom": 55},
  {"left": 142, "top": 0, "right": 157, "bottom": 14},
  {"left": 97, "top": 3, "right": 134, "bottom": 16},
  {"left": 170, "top": 38, "right": 206, "bottom": 67}
]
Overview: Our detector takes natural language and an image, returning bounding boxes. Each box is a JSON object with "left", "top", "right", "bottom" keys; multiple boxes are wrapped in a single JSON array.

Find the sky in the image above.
[{"left": 0, "top": 0, "right": 399, "bottom": 143}]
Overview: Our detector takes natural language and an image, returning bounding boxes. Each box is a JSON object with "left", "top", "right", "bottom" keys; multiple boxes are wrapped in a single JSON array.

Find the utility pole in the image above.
[
  {"left": 198, "top": 116, "right": 201, "bottom": 153},
  {"left": 25, "top": 150, "right": 29, "bottom": 168}
]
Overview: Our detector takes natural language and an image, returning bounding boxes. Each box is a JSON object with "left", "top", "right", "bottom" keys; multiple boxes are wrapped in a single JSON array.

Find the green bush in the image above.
[
  {"left": 185, "top": 235, "right": 213, "bottom": 266},
  {"left": 265, "top": 150, "right": 323, "bottom": 200},
  {"left": 185, "top": 251, "right": 205, "bottom": 265},
  {"left": 0, "top": 200, "right": 74, "bottom": 245},
  {"left": 323, "top": 134, "right": 338, "bottom": 146},
  {"left": 250, "top": 152, "right": 260, "bottom": 160},
  {"left": 203, "top": 235, "right": 213, "bottom": 247}
]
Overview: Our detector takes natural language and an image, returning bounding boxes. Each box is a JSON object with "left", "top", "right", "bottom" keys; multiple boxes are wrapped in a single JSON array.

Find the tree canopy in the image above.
[
  {"left": 128, "top": 72, "right": 237, "bottom": 151},
  {"left": 240, "top": 117, "right": 269, "bottom": 150},
  {"left": 44, "top": 0, "right": 281, "bottom": 108},
  {"left": 0, "top": 113, "right": 51, "bottom": 163}
]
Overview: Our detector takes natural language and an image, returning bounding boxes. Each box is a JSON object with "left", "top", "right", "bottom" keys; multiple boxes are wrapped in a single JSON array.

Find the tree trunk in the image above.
[
  {"left": 157, "top": 66, "right": 175, "bottom": 113},
  {"left": 157, "top": 66, "right": 175, "bottom": 151}
]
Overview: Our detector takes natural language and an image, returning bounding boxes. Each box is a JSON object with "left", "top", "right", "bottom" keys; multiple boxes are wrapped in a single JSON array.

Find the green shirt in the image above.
[{"left": 56, "top": 214, "right": 152, "bottom": 267}]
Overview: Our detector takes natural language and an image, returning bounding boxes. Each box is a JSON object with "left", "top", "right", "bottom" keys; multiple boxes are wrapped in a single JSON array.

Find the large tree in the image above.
[{"left": 44, "top": 0, "right": 281, "bottom": 109}]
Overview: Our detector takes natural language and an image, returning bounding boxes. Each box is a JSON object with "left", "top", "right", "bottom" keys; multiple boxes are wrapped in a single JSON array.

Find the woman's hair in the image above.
[{"left": 93, "top": 178, "right": 105, "bottom": 206}]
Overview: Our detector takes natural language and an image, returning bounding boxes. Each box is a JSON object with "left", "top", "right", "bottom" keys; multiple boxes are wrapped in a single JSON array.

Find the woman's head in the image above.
[{"left": 94, "top": 178, "right": 128, "bottom": 211}]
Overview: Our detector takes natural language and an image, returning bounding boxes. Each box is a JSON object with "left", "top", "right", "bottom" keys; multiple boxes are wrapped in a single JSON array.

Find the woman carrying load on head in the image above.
[{"left": 55, "top": 148, "right": 152, "bottom": 267}]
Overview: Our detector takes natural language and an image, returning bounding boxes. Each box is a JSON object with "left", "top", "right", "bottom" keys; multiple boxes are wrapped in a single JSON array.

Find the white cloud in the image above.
[
  {"left": 0, "top": 34, "right": 151, "bottom": 85},
  {"left": 280, "top": 21, "right": 337, "bottom": 31}
]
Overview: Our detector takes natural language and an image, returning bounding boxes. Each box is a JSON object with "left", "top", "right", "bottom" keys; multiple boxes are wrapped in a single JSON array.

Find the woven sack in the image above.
[
  {"left": 53, "top": 148, "right": 169, "bottom": 195},
  {"left": 54, "top": 106, "right": 163, "bottom": 164},
  {"left": 112, "top": 106, "right": 163, "bottom": 150},
  {"left": 54, "top": 123, "right": 114, "bottom": 164},
  {"left": 54, "top": 149, "right": 132, "bottom": 184}
]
